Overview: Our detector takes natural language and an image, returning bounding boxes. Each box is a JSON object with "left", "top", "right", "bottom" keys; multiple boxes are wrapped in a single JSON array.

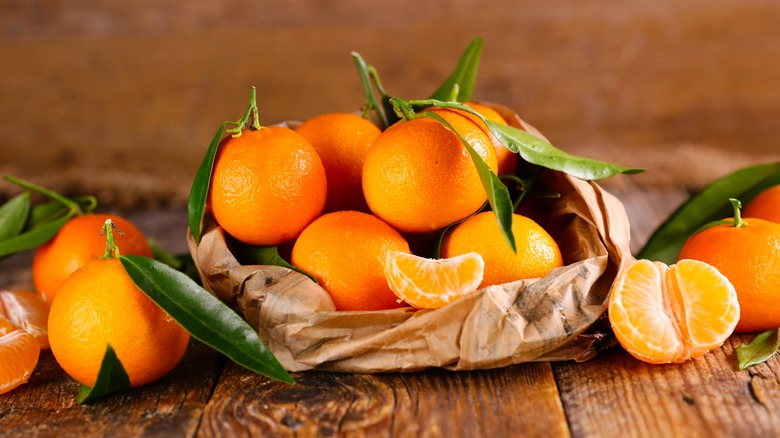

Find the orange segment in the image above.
[
  {"left": 385, "top": 251, "right": 485, "bottom": 309},
  {"left": 608, "top": 259, "right": 739, "bottom": 364},
  {"left": 0, "top": 330, "right": 40, "bottom": 394},
  {"left": 0, "top": 316, "right": 15, "bottom": 335},
  {"left": 0, "top": 290, "right": 50, "bottom": 349}
]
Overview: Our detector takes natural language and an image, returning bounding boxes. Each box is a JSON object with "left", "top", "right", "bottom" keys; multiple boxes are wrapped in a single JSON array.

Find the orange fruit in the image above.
[
  {"left": 608, "top": 259, "right": 739, "bottom": 364},
  {"left": 291, "top": 211, "right": 410, "bottom": 311},
  {"left": 210, "top": 127, "right": 327, "bottom": 246},
  {"left": 48, "top": 257, "right": 190, "bottom": 388},
  {"left": 678, "top": 215, "right": 780, "bottom": 333},
  {"left": 296, "top": 113, "right": 381, "bottom": 212},
  {"left": 362, "top": 109, "right": 498, "bottom": 233},
  {"left": 0, "top": 330, "right": 40, "bottom": 395},
  {"left": 743, "top": 185, "right": 780, "bottom": 223},
  {"left": 385, "top": 251, "right": 485, "bottom": 309},
  {"left": 33, "top": 213, "right": 153, "bottom": 302},
  {"left": 465, "top": 102, "right": 517, "bottom": 176},
  {"left": 0, "top": 290, "right": 50, "bottom": 349},
  {"left": 441, "top": 212, "right": 563, "bottom": 288}
]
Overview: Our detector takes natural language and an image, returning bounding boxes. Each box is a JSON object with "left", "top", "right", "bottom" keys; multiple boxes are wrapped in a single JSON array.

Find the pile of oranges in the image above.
[{"left": 207, "top": 103, "right": 564, "bottom": 313}]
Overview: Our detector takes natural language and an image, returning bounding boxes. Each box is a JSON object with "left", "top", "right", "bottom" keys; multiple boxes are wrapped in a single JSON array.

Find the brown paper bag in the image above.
[{"left": 187, "top": 106, "right": 633, "bottom": 372}]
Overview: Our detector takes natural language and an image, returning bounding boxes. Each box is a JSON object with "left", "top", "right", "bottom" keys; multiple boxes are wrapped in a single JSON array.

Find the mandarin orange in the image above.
[
  {"left": 362, "top": 109, "right": 497, "bottom": 233},
  {"left": 441, "top": 212, "right": 563, "bottom": 288},
  {"left": 291, "top": 211, "right": 410, "bottom": 311},
  {"left": 48, "top": 256, "right": 190, "bottom": 388},
  {"left": 743, "top": 185, "right": 780, "bottom": 223},
  {"left": 32, "top": 214, "right": 152, "bottom": 302},
  {"left": 678, "top": 214, "right": 780, "bottom": 333},
  {"left": 608, "top": 259, "right": 739, "bottom": 364},
  {"left": 296, "top": 113, "right": 380, "bottom": 212},
  {"left": 209, "top": 127, "right": 327, "bottom": 246}
]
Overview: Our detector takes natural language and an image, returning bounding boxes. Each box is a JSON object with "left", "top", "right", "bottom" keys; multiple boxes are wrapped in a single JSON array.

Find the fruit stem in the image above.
[
  {"left": 351, "top": 52, "right": 390, "bottom": 129},
  {"left": 447, "top": 84, "right": 460, "bottom": 102},
  {"left": 225, "top": 87, "right": 262, "bottom": 138},
  {"left": 101, "top": 219, "right": 125, "bottom": 259},
  {"left": 3, "top": 175, "right": 84, "bottom": 215},
  {"left": 730, "top": 198, "right": 747, "bottom": 228}
]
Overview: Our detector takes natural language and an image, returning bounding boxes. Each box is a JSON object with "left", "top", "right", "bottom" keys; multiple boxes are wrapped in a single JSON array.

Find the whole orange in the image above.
[
  {"left": 743, "top": 185, "right": 780, "bottom": 223},
  {"left": 678, "top": 217, "right": 780, "bottom": 333},
  {"left": 296, "top": 113, "right": 381, "bottom": 212},
  {"left": 290, "top": 211, "right": 410, "bottom": 311},
  {"left": 362, "top": 109, "right": 498, "bottom": 233},
  {"left": 33, "top": 214, "right": 153, "bottom": 302},
  {"left": 441, "top": 212, "right": 563, "bottom": 288},
  {"left": 48, "top": 257, "right": 190, "bottom": 388},
  {"left": 465, "top": 102, "right": 517, "bottom": 176},
  {"left": 209, "top": 127, "right": 327, "bottom": 246}
]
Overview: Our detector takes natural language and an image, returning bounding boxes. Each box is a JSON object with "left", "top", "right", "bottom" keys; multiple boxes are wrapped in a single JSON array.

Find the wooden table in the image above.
[{"left": 1, "top": 179, "right": 777, "bottom": 437}]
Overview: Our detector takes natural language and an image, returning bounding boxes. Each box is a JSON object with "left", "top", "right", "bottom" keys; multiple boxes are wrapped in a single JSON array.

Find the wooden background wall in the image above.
[{"left": 1, "top": 0, "right": 779, "bottom": 207}]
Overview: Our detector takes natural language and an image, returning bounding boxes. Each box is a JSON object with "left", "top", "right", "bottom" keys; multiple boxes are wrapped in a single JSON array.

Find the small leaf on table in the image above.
[
  {"left": 737, "top": 329, "right": 780, "bottom": 370},
  {"left": 120, "top": 255, "right": 294, "bottom": 384},
  {"left": 0, "top": 192, "right": 30, "bottom": 241},
  {"left": 77, "top": 344, "right": 131, "bottom": 404}
]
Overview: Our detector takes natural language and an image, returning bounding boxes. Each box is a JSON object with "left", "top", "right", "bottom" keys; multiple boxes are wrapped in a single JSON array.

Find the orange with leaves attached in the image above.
[
  {"left": 210, "top": 127, "right": 327, "bottom": 246},
  {"left": 48, "top": 220, "right": 190, "bottom": 388},
  {"left": 296, "top": 113, "right": 381, "bottom": 212},
  {"left": 678, "top": 204, "right": 780, "bottom": 333},
  {"left": 362, "top": 108, "right": 498, "bottom": 233},
  {"left": 33, "top": 214, "right": 153, "bottom": 303}
]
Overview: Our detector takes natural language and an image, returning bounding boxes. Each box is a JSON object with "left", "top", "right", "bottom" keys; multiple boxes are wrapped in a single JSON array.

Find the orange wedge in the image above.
[
  {"left": 0, "top": 291, "right": 50, "bottom": 349},
  {"left": 0, "top": 330, "right": 40, "bottom": 394},
  {"left": 608, "top": 259, "right": 740, "bottom": 364},
  {"left": 0, "top": 316, "right": 15, "bottom": 336},
  {"left": 384, "top": 251, "right": 485, "bottom": 309}
]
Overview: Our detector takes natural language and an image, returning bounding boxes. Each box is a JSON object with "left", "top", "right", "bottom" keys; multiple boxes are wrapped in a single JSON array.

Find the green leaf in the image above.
[
  {"left": 430, "top": 37, "right": 483, "bottom": 103},
  {"left": 77, "top": 344, "right": 131, "bottom": 404},
  {"left": 26, "top": 195, "right": 96, "bottom": 230},
  {"left": 0, "top": 213, "right": 73, "bottom": 259},
  {"left": 0, "top": 192, "right": 30, "bottom": 241},
  {"left": 486, "top": 122, "right": 644, "bottom": 180},
  {"left": 234, "top": 243, "right": 318, "bottom": 283},
  {"left": 120, "top": 255, "right": 294, "bottom": 384},
  {"left": 352, "top": 52, "right": 389, "bottom": 130},
  {"left": 422, "top": 111, "right": 516, "bottom": 252},
  {"left": 188, "top": 125, "right": 225, "bottom": 244},
  {"left": 638, "top": 162, "right": 780, "bottom": 264},
  {"left": 737, "top": 329, "right": 780, "bottom": 370}
]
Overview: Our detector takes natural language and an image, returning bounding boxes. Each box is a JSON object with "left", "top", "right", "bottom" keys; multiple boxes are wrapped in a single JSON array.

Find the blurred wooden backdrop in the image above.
[{"left": 1, "top": 0, "right": 779, "bottom": 207}]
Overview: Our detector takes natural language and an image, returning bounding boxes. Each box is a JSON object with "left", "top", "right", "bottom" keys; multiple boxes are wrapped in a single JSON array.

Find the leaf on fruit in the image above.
[
  {"left": 188, "top": 125, "right": 224, "bottom": 244},
  {"left": 0, "top": 192, "right": 30, "bottom": 241},
  {"left": 77, "top": 344, "right": 131, "bottom": 404},
  {"left": 430, "top": 37, "right": 483, "bottom": 103}
]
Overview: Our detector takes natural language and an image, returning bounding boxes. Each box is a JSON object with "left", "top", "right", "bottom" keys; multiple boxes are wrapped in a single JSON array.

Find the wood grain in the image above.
[
  {"left": 0, "top": 342, "right": 222, "bottom": 437},
  {"left": 551, "top": 336, "right": 780, "bottom": 437},
  {"left": 198, "top": 362, "right": 570, "bottom": 437}
]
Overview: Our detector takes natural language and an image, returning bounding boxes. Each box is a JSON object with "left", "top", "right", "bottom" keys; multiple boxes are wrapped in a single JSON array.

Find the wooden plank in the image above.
[
  {"left": 0, "top": 342, "right": 222, "bottom": 437},
  {"left": 198, "top": 362, "right": 570, "bottom": 437},
  {"left": 552, "top": 336, "right": 780, "bottom": 437}
]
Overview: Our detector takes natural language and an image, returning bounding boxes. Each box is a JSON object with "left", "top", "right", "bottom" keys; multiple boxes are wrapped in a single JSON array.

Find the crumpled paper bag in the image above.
[{"left": 187, "top": 105, "right": 633, "bottom": 372}]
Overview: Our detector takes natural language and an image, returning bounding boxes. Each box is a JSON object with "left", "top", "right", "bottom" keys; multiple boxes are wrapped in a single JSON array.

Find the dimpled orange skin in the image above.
[
  {"left": 743, "top": 185, "right": 780, "bottom": 223},
  {"left": 296, "top": 113, "right": 381, "bottom": 213},
  {"left": 441, "top": 212, "right": 564, "bottom": 288},
  {"left": 464, "top": 102, "right": 517, "bottom": 177},
  {"left": 48, "top": 258, "right": 190, "bottom": 388},
  {"left": 290, "top": 211, "right": 410, "bottom": 311},
  {"left": 362, "top": 109, "right": 498, "bottom": 234},
  {"left": 678, "top": 217, "right": 780, "bottom": 333},
  {"left": 33, "top": 214, "right": 153, "bottom": 303},
  {"left": 209, "top": 127, "right": 327, "bottom": 246}
]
